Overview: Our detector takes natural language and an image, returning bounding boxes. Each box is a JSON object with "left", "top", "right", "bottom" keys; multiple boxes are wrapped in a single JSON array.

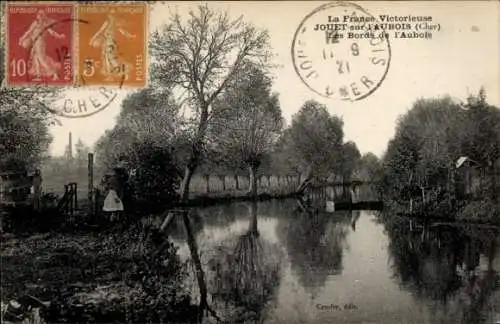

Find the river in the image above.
[{"left": 149, "top": 199, "right": 500, "bottom": 324}]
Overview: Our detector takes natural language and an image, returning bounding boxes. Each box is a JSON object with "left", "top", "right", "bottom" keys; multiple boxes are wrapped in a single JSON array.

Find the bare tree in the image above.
[
  {"left": 150, "top": 4, "right": 272, "bottom": 203},
  {"left": 150, "top": 6, "right": 271, "bottom": 322}
]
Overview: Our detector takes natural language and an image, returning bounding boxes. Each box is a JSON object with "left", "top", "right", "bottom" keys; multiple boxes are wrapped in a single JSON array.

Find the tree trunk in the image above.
[
  {"left": 490, "top": 161, "right": 497, "bottom": 202},
  {"left": 180, "top": 165, "right": 195, "bottom": 203},
  {"left": 249, "top": 200, "right": 258, "bottom": 235},
  {"left": 234, "top": 174, "right": 239, "bottom": 190},
  {"left": 204, "top": 174, "right": 210, "bottom": 193},
  {"left": 247, "top": 165, "right": 258, "bottom": 198},
  {"left": 220, "top": 175, "right": 226, "bottom": 191},
  {"left": 182, "top": 211, "right": 207, "bottom": 322},
  {"left": 161, "top": 118, "right": 206, "bottom": 233},
  {"left": 178, "top": 104, "right": 209, "bottom": 203}
]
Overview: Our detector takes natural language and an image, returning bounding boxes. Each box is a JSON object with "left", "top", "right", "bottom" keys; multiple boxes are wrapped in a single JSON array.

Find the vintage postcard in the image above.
[{"left": 1, "top": 1, "right": 499, "bottom": 324}]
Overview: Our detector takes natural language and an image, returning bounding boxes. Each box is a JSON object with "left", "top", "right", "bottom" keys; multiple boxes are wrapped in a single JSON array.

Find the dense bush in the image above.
[
  {"left": 41, "top": 230, "right": 197, "bottom": 323},
  {"left": 2, "top": 226, "right": 198, "bottom": 323},
  {"left": 128, "top": 141, "right": 182, "bottom": 212},
  {"left": 380, "top": 92, "right": 500, "bottom": 220},
  {"left": 457, "top": 199, "right": 500, "bottom": 223},
  {"left": 1, "top": 206, "right": 65, "bottom": 234}
]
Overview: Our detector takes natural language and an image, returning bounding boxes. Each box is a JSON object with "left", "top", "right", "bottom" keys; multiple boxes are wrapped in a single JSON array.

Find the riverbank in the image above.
[
  {"left": 86, "top": 189, "right": 301, "bottom": 217},
  {"left": 180, "top": 190, "right": 299, "bottom": 207},
  {"left": 1, "top": 227, "right": 199, "bottom": 323},
  {"left": 382, "top": 196, "right": 500, "bottom": 225}
]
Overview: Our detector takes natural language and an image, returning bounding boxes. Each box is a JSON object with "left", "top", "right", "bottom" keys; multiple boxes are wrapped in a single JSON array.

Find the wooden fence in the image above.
[{"left": 188, "top": 173, "right": 305, "bottom": 196}]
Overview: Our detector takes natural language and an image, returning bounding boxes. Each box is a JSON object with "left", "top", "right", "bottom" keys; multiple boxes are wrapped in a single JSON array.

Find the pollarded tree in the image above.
[
  {"left": 150, "top": 4, "right": 272, "bottom": 203},
  {"left": 117, "top": 87, "right": 183, "bottom": 147},
  {"left": 339, "top": 141, "right": 361, "bottom": 183},
  {"left": 94, "top": 87, "right": 183, "bottom": 171},
  {"left": 93, "top": 87, "right": 184, "bottom": 208},
  {"left": 381, "top": 97, "right": 465, "bottom": 193},
  {"left": 355, "top": 152, "right": 382, "bottom": 182},
  {"left": 209, "top": 62, "right": 284, "bottom": 197},
  {"left": 278, "top": 100, "right": 344, "bottom": 190}
]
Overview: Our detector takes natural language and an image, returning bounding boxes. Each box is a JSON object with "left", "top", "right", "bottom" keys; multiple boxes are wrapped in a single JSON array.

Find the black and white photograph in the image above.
[{"left": 1, "top": 1, "right": 499, "bottom": 323}]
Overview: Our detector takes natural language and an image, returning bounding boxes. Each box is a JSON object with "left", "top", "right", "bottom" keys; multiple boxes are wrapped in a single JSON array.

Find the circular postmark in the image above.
[
  {"left": 291, "top": 1, "right": 391, "bottom": 101},
  {"left": 22, "top": 12, "right": 124, "bottom": 119}
]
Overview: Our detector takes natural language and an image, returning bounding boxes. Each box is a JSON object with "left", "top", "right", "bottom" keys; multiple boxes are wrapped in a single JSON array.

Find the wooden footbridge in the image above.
[{"left": 299, "top": 179, "right": 383, "bottom": 212}]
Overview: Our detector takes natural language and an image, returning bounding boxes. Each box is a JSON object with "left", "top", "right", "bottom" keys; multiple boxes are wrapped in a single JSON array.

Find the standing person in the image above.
[
  {"left": 113, "top": 156, "right": 130, "bottom": 209},
  {"left": 103, "top": 187, "right": 123, "bottom": 221}
]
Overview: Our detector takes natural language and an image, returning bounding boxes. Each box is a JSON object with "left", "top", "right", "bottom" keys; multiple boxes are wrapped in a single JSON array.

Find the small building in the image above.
[
  {"left": 455, "top": 156, "right": 481, "bottom": 199},
  {"left": 0, "top": 170, "right": 41, "bottom": 208}
]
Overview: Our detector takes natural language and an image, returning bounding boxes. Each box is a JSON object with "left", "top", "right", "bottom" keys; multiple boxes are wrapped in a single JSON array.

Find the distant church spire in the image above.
[{"left": 66, "top": 132, "right": 73, "bottom": 160}]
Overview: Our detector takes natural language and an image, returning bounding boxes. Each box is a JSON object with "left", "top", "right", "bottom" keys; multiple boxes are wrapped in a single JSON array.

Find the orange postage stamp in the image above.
[{"left": 76, "top": 3, "right": 147, "bottom": 87}]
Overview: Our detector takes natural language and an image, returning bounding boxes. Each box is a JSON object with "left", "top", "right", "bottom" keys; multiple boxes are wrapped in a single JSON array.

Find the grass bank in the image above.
[{"left": 1, "top": 227, "right": 199, "bottom": 323}]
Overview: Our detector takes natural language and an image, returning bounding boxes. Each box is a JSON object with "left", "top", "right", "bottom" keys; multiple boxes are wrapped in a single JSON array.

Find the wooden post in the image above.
[
  {"left": 234, "top": 175, "right": 239, "bottom": 190},
  {"left": 88, "top": 153, "right": 94, "bottom": 216},
  {"left": 160, "top": 211, "right": 175, "bottom": 232},
  {"left": 32, "top": 171, "right": 41, "bottom": 211},
  {"left": 63, "top": 184, "right": 68, "bottom": 215},
  {"left": 94, "top": 189, "right": 100, "bottom": 220},
  {"left": 74, "top": 183, "right": 78, "bottom": 211},
  {"left": 220, "top": 175, "right": 226, "bottom": 191},
  {"left": 205, "top": 174, "right": 210, "bottom": 193}
]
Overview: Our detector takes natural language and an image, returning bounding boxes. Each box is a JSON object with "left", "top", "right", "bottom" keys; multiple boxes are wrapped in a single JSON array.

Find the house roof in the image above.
[{"left": 456, "top": 156, "right": 477, "bottom": 168}]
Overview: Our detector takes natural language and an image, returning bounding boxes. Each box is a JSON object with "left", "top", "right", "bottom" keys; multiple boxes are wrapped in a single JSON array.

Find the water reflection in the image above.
[
  {"left": 206, "top": 201, "right": 282, "bottom": 323},
  {"left": 382, "top": 214, "right": 500, "bottom": 324},
  {"left": 276, "top": 208, "right": 352, "bottom": 297},
  {"left": 170, "top": 199, "right": 500, "bottom": 323}
]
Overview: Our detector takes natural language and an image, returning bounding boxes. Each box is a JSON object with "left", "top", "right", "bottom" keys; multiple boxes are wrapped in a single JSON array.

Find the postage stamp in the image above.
[
  {"left": 76, "top": 3, "right": 147, "bottom": 88},
  {"left": 291, "top": 1, "right": 391, "bottom": 101},
  {"left": 5, "top": 2, "right": 74, "bottom": 87}
]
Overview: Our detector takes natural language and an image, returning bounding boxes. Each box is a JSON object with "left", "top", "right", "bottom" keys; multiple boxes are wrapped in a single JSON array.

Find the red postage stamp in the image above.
[{"left": 5, "top": 2, "right": 74, "bottom": 87}]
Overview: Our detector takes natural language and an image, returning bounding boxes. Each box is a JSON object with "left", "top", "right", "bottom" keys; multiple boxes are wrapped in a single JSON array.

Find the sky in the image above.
[{"left": 48, "top": 1, "right": 500, "bottom": 158}]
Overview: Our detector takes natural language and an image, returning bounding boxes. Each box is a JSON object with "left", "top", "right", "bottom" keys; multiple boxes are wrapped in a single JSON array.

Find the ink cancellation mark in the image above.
[
  {"left": 76, "top": 3, "right": 147, "bottom": 88},
  {"left": 6, "top": 2, "right": 74, "bottom": 87},
  {"left": 291, "top": 2, "right": 391, "bottom": 101},
  {"left": 4, "top": 3, "right": 120, "bottom": 119}
]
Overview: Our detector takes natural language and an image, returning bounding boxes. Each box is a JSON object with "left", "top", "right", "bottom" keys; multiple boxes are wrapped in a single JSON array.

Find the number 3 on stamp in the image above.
[
  {"left": 76, "top": 3, "right": 147, "bottom": 87},
  {"left": 6, "top": 3, "right": 75, "bottom": 87}
]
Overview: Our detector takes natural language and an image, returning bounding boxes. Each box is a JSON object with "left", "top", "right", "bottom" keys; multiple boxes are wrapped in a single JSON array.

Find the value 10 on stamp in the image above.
[{"left": 5, "top": 3, "right": 75, "bottom": 87}]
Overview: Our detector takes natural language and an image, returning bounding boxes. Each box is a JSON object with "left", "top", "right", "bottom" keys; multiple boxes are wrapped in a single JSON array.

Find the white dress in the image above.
[{"left": 103, "top": 189, "right": 124, "bottom": 212}]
